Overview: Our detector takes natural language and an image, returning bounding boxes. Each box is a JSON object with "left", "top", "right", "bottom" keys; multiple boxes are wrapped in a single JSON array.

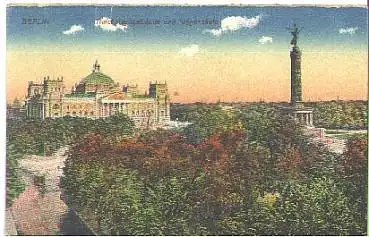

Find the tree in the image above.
[
  {"left": 337, "top": 136, "right": 368, "bottom": 234},
  {"left": 60, "top": 103, "right": 366, "bottom": 236},
  {"left": 6, "top": 144, "right": 25, "bottom": 207},
  {"left": 272, "top": 177, "right": 359, "bottom": 235},
  {"left": 183, "top": 106, "right": 244, "bottom": 144}
]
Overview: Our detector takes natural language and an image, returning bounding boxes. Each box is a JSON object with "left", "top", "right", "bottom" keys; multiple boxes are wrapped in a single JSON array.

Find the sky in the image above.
[{"left": 6, "top": 5, "right": 368, "bottom": 103}]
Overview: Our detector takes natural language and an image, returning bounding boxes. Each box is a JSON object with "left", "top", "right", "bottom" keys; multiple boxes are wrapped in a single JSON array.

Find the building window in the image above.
[
  {"left": 161, "top": 110, "right": 164, "bottom": 117},
  {"left": 66, "top": 105, "right": 70, "bottom": 110},
  {"left": 72, "top": 111, "right": 76, "bottom": 116},
  {"left": 136, "top": 111, "right": 140, "bottom": 116},
  {"left": 132, "top": 111, "right": 135, "bottom": 116},
  {"left": 84, "top": 111, "right": 88, "bottom": 116},
  {"left": 90, "top": 111, "right": 94, "bottom": 115}
]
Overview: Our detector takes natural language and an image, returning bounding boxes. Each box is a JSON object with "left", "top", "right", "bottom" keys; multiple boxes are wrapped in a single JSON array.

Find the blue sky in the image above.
[{"left": 6, "top": 6, "right": 368, "bottom": 52}]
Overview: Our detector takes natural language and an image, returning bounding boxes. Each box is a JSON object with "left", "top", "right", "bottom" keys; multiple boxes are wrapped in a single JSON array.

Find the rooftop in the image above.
[
  {"left": 64, "top": 92, "right": 96, "bottom": 98},
  {"left": 80, "top": 71, "right": 114, "bottom": 85},
  {"left": 79, "top": 61, "right": 115, "bottom": 85}
]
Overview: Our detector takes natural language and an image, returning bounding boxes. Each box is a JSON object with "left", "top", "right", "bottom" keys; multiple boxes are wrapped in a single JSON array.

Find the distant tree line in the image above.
[
  {"left": 171, "top": 100, "right": 368, "bottom": 129},
  {"left": 60, "top": 104, "right": 367, "bottom": 235},
  {"left": 306, "top": 100, "right": 367, "bottom": 129}
]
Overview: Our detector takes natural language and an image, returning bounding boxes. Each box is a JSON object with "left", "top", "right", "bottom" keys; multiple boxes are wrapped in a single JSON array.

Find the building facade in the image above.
[{"left": 25, "top": 61, "right": 170, "bottom": 128}]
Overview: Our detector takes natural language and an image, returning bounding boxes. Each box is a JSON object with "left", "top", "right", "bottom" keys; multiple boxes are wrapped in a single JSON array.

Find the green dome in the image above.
[{"left": 81, "top": 71, "right": 114, "bottom": 85}]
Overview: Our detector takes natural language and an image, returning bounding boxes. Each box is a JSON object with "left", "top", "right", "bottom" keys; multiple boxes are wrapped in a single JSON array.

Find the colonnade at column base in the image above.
[{"left": 279, "top": 104, "right": 314, "bottom": 127}]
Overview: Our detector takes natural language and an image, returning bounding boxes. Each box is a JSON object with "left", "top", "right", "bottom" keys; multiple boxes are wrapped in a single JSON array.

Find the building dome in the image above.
[
  {"left": 74, "top": 60, "right": 117, "bottom": 93},
  {"left": 81, "top": 71, "right": 114, "bottom": 85}
]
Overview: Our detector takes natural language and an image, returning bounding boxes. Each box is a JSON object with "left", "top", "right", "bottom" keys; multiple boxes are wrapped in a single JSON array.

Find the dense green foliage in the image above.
[
  {"left": 62, "top": 104, "right": 367, "bottom": 235},
  {"left": 336, "top": 136, "right": 368, "bottom": 235},
  {"left": 6, "top": 144, "right": 25, "bottom": 207},
  {"left": 307, "top": 100, "right": 367, "bottom": 129},
  {"left": 7, "top": 114, "right": 135, "bottom": 156},
  {"left": 171, "top": 100, "right": 368, "bottom": 129},
  {"left": 182, "top": 104, "right": 243, "bottom": 143},
  {"left": 6, "top": 114, "right": 135, "bottom": 206}
]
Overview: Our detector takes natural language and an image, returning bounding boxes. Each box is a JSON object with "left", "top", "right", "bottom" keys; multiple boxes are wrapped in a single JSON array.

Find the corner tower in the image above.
[
  {"left": 149, "top": 81, "right": 170, "bottom": 124},
  {"left": 43, "top": 76, "right": 65, "bottom": 117}
]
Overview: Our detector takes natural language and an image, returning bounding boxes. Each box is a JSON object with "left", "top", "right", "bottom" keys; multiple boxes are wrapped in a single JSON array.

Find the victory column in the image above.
[{"left": 282, "top": 24, "right": 314, "bottom": 126}]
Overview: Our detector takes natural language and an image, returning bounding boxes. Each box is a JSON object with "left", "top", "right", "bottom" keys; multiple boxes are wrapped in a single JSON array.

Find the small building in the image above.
[
  {"left": 7, "top": 98, "right": 26, "bottom": 119},
  {"left": 25, "top": 61, "right": 170, "bottom": 129}
]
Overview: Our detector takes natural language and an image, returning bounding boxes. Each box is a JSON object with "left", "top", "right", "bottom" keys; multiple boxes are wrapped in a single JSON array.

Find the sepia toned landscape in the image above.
[{"left": 5, "top": 4, "right": 368, "bottom": 236}]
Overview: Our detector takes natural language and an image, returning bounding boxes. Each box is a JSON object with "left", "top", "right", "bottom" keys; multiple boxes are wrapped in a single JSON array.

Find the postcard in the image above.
[{"left": 5, "top": 1, "right": 368, "bottom": 236}]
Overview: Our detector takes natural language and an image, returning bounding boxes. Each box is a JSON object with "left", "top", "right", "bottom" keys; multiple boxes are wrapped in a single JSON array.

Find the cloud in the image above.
[
  {"left": 339, "top": 27, "right": 358, "bottom": 35},
  {"left": 204, "top": 15, "right": 262, "bottom": 37},
  {"left": 95, "top": 17, "right": 128, "bottom": 32},
  {"left": 221, "top": 15, "right": 261, "bottom": 31},
  {"left": 203, "top": 29, "right": 223, "bottom": 37},
  {"left": 258, "top": 36, "right": 273, "bottom": 44},
  {"left": 63, "top": 25, "right": 84, "bottom": 35},
  {"left": 179, "top": 44, "right": 200, "bottom": 56}
]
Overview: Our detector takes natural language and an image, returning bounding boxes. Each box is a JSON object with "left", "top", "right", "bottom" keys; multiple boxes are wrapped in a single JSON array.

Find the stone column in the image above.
[
  {"left": 123, "top": 103, "right": 127, "bottom": 115},
  {"left": 42, "top": 102, "right": 45, "bottom": 120},
  {"left": 102, "top": 103, "right": 105, "bottom": 117},
  {"left": 306, "top": 113, "right": 309, "bottom": 126},
  {"left": 307, "top": 113, "right": 310, "bottom": 126},
  {"left": 290, "top": 46, "right": 302, "bottom": 105}
]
